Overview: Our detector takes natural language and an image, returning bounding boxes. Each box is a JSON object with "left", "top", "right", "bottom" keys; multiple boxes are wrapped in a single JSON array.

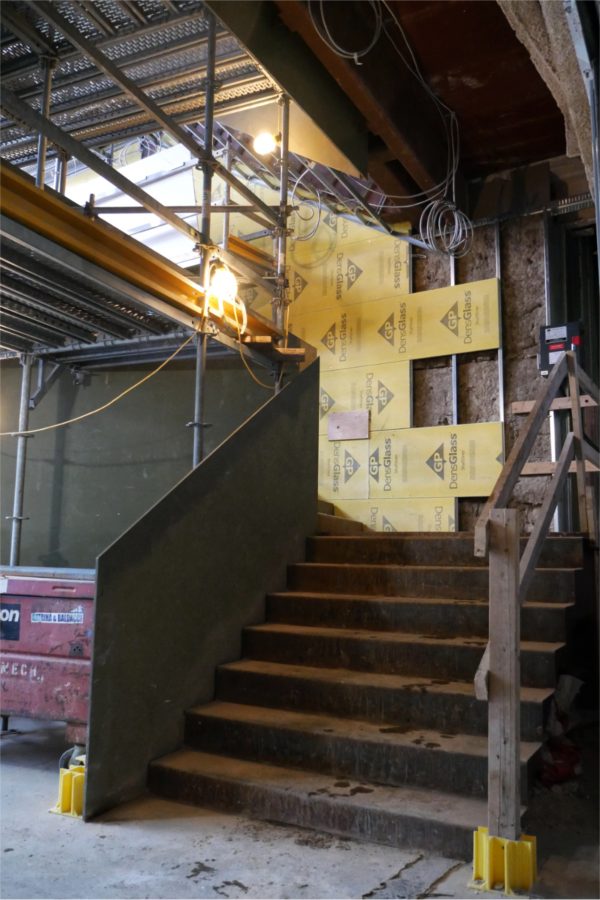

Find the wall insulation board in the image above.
[
  {"left": 333, "top": 498, "right": 457, "bottom": 533},
  {"left": 318, "top": 437, "right": 370, "bottom": 500},
  {"left": 366, "top": 422, "right": 504, "bottom": 499},
  {"left": 289, "top": 278, "right": 500, "bottom": 367},
  {"left": 319, "top": 363, "right": 412, "bottom": 434}
]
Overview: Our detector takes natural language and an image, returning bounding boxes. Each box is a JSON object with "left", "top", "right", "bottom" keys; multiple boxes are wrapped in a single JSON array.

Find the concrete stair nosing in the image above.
[
  {"left": 184, "top": 700, "right": 540, "bottom": 799},
  {"left": 148, "top": 749, "right": 493, "bottom": 859},
  {"left": 241, "top": 622, "right": 564, "bottom": 688},
  {"left": 265, "top": 591, "right": 573, "bottom": 643},
  {"left": 215, "top": 659, "right": 551, "bottom": 741}
]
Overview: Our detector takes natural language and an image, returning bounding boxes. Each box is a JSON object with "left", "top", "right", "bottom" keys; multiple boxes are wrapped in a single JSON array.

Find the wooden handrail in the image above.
[{"left": 474, "top": 350, "right": 599, "bottom": 841}]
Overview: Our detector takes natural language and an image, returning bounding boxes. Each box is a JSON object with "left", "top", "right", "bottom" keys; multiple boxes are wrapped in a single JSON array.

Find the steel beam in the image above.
[{"left": 0, "top": 162, "right": 280, "bottom": 338}]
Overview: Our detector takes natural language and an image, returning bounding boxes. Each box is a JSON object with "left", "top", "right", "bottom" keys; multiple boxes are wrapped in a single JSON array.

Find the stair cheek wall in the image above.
[{"left": 148, "top": 533, "right": 585, "bottom": 858}]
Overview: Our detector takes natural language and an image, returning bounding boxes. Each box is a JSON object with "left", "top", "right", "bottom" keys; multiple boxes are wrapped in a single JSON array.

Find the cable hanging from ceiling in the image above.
[{"left": 307, "top": 0, "right": 473, "bottom": 257}]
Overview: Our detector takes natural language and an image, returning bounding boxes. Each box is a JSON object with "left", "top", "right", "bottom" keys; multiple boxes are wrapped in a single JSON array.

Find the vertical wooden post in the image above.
[
  {"left": 566, "top": 352, "right": 590, "bottom": 535},
  {"left": 488, "top": 508, "right": 521, "bottom": 840}
]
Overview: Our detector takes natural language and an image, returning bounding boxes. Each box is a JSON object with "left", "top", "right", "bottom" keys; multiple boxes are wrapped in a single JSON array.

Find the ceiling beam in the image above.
[
  {"left": 274, "top": 0, "right": 447, "bottom": 194},
  {"left": 205, "top": 0, "right": 369, "bottom": 176}
]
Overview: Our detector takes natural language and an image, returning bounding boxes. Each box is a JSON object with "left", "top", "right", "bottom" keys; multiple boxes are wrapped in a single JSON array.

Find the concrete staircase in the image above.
[{"left": 149, "top": 527, "right": 585, "bottom": 858}]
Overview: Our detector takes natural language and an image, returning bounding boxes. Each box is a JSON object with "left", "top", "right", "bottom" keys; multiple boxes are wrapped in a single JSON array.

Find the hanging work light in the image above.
[
  {"left": 252, "top": 131, "right": 279, "bottom": 156},
  {"left": 204, "top": 258, "right": 247, "bottom": 335}
]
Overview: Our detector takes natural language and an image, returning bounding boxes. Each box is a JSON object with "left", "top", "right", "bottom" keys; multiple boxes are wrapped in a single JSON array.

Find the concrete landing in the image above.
[{"left": 1, "top": 718, "right": 598, "bottom": 899}]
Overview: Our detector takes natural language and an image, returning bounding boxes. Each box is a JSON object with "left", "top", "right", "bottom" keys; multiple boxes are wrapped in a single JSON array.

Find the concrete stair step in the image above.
[
  {"left": 148, "top": 749, "right": 490, "bottom": 859},
  {"left": 266, "top": 591, "right": 573, "bottom": 643},
  {"left": 288, "top": 562, "right": 581, "bottom": 603},
  {"left": 184, "top": 701, "right": 540, "bottom": 799},
  {"left": 216, "top": 659, "right": 551, "bottom": 740},
  {"left": 316, "top": 513, "right": 364, "bottom": 535},
  {"left": 242, "top": 623, "right": 563, "bottom": 688},
  {"left": 307, "top": 534, "right": 585, "bottom": 569}
]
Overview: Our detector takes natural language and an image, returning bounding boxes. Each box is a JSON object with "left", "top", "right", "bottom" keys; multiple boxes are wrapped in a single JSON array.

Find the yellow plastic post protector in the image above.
[
  {"left": 472, "top": 826, "right": 537, "bottom": 895},
  {"left": 50, "top": 765, "right": 85, "bottom": 818}
]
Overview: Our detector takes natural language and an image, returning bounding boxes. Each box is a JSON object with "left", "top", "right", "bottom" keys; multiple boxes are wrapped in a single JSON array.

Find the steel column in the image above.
[
  {"left": 36, "top": 58, "right": 55, "bottom": 189},
  {"left": 9, "top": 354, "right": 33, "bottom": 566}
]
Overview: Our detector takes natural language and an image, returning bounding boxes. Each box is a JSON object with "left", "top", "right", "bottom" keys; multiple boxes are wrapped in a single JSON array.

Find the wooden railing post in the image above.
[
  {"left": 488, "top": 508, "right": 521, "bottom": 840},
  {"left": 566, "top": 352, "right": 590, "bottom": 536}
]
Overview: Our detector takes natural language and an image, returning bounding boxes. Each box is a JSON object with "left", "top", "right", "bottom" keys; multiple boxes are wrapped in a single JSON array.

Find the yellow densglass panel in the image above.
[
  {"left": 367, "top": 422, "right": 504, "bottom": 499},
  {"left": 333, "top": 498, "right": 457, "bottom": 533},
  {"left": 289, "top": 235, "right": 411, "bottom": 312},
  {"left": 290, "top": 279, "right": 500, "bottom": 368},
  {"left": 319, "top": 362, "right": 411, "bottom": 435},
  {"left": 318, "top": 437, "right": 369, "bottom": 501}
]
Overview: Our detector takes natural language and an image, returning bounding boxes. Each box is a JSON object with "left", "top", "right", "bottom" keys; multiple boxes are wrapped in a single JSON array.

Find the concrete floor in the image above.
[{"left": 1, "top": 718, "right": 597, "bottom": 900}]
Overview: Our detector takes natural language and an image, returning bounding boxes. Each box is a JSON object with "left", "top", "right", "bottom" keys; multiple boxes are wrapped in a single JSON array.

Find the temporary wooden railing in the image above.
[{"left": 473, "top": 350, "right": 599, "bottom": 841}]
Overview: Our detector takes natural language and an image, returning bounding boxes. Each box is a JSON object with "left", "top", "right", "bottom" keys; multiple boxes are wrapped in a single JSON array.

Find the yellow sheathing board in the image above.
[
  {"left": 319, "top": 363, "right": 412, "bottom": 435},
  {"left": 367, "top": 423, "right": 504, "bottom": 499},
  {"left": 290, "top": 279, "right": 500, "bottom": 368},
  {"left": 333, "top": 498, "right": 457, "bottom": 533},
  {"left": 288, "top": 236, "right": 411, "bottom": 312},
  {"left": 318, "top": 437, "right": 369, "bottom": 500}
]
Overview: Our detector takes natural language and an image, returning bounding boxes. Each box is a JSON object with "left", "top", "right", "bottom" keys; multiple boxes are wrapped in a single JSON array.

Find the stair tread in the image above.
[
  {"left": 268, "top": 590, "right": 574, "bottom": 610},
  {"left": 151, "top": 749, "right": 491, "bottom": 827},
  {"left": 246, "top": 622, "right": 565, "bottom": 653},
  {"left": 293, "top": 561, "right": 582, "bottom": 573},
  {"left": 220, "top": 658, "right": 554, "bottom": 702},
  {"left": 188, "top": 700, "right": 540, "bottom": 762}
]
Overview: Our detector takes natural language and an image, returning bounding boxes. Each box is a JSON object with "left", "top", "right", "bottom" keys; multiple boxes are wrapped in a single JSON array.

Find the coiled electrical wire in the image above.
[{"left": 419, "top": 199, "right": 473, "bottom": 257}]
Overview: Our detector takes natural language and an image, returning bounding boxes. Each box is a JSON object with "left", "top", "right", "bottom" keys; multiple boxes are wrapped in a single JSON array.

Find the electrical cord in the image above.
[
  {"left": 231, "top": 304, "right": 274, "bottom": 391},
  {"left": 309, "top": 0, "right": 382, "bottom": 65},
  {"left": 0, "top": 331, "right": 197, "bottom": 438},
  {"left": 306, "top": 0, "right": 473, "bottom": 255}
]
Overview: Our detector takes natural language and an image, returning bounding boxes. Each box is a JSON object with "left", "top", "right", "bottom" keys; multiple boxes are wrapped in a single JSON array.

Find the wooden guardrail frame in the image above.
[{"left": 472, "top": 350, "right": 599, "bottom": 841}]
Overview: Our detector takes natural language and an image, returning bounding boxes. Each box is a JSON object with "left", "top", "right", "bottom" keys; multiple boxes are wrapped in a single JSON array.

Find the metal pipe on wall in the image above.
[
  {"left": 192, "top": 9, "right": 216, "bottom": 468},
  {"left": 9, "top": 354, "right": 33, "bottom": 566},
  {"left": 449, "top": 256, "right": 458, "bottom": 426},
  {"left": 36, "top": 58, "right": 55, "bottom": 189},
  {"left": 495, "top": 223, "right": 505, "bottom": 424}
]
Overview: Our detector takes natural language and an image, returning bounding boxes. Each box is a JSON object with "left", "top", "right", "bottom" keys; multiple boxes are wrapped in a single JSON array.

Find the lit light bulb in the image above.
[
  {"left": 208, "top": 262, "right": 238, "bottom": 304},
  {"left": 253, "top": 131, "right": 277, "bottom": 156}
]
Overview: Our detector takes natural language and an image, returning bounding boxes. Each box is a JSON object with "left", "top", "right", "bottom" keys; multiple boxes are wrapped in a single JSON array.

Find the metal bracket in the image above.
[
  {"left": 5, "top": 515, "right": 30, "bottom": 521},
  {"left": 186, "top": 421, "right": 212, "bottom": 429},
  {"left": 29, "top": 360, "right": 62, "bottom": 410}
]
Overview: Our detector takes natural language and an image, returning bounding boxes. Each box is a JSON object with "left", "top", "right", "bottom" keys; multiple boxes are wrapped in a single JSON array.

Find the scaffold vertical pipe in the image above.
[
  {"left": 36, "top": 58, "right": 55, "bottom": 189},
  {"left": 193, "top": 8, "right": 216, "bottom": 468},
  {"left": 222, "top": 138, "right": 232, "bottom": 251},
  {"left": 276, "top": 94, "right": 290, "bottom": 334},
  {"left": 9, "top": 354, "right": 33, "bottom": 565}
]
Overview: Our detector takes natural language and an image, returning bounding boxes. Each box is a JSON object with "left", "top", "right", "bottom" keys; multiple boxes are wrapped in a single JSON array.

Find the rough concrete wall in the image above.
[
  {"left": 0, "top": 357, "right": 267, "bottom": 567},
  {"left": 498, "top": 0, "right": 594, "bottom": 196},
  {"left": 413, "top": 216, "right": 551, "bottom": 532}
]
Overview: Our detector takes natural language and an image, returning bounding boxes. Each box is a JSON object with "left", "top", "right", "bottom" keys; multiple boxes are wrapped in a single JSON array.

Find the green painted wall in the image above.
[{"left": 0, "top": 356, "right": 267, "bottom": 568}]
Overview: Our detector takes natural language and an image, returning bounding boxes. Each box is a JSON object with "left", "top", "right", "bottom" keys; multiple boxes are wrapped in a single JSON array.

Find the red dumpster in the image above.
[{"left": 0, "top": 568, "right": 95, "bottom": 744}]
